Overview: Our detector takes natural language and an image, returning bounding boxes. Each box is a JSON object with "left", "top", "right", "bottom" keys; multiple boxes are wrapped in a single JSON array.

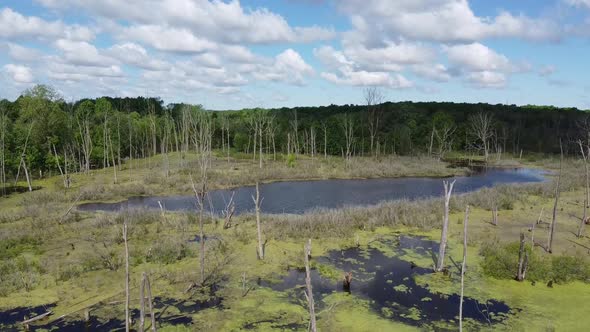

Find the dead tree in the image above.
[
  {"left": 547, "top": 142, "right": 563, "bottom": 253},
  {"left": 223, "top": 191, "right": 236, "bottom": 229},
  {"left": 516, "top": 233, "right": 529, "bottom": 281},
  {"left": 304, "top": 240, "right": 317, "bottom": 332},
  {"left": 459, "top": 205, "right": 469, "bottom": 332},
  {"left": 578, "top": 140, "right": 589, "bottom": 238},
  {"left": 364, "top": 87, "right": 384, "bottom": 156},
  {"left": 469, "top": 112, "right": 494, "bottom": 163},
  {"left": 253, "top": 182, "right": 265, "bottom": 259},
  {"left": 14, "top": 124, "right": 33, "bottom": 191},
  {"left": 190, "top": 110, "right": 212, "bottom": 285},
  {"left": 340, "top": 113, "right": 355, "bottom": 162},
  {"left": 434, "top": 124, "right": 456, "bottom": 160},
  {"left": 492, "top": 205, "right": 498, "bottom": 226},
  {"left": 436, "top": 180, "right": 456, "bottom": 272},
  {"left": 138, "top": 272, "right": 157, "bottom": 332},
  {"left": 123, "top": 220, "right": 130, "bottom": 332}
]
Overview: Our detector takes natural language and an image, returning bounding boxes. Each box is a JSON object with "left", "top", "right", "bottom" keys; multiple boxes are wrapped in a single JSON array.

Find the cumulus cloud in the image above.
[
  {"left": 252, "top": 49, "right": 314, "bottom": 85},
  {"left": 337, "top": 0, "right": 561, "bottom": 43},
  {"left": 54, "top": 39, "right": 116, "bottom": 67},
  {"left": 108, "top": 43, "right": 170, "bottom": 71},
  {"left": 445, "top": 43, "right": 512, "bottom": 72},
  {"left": 0, "top": 8, "right": 93, "bottom": 41},
  {"left": 3, "top": 64, "right": 34, "bottom": 83},
  {"left": 36, "top": 0, "right": 335, "bottom": 45},
  {"left": 5, "top": 43, "right": 42, "bottom": 62},
  {"left": 314, "top": 46, "right": 412, "bottom": 88},
  {"left": 467, "top": 71, "right": 506, "bottom": 89}
]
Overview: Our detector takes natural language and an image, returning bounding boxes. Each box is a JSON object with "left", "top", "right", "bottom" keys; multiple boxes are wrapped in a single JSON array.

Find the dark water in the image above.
[
  {"left": 263, "top": 235, "right": 515, "bottom": 330},
  {"left": 78, "top": 167, "right": 545, "bottom": 214},
  {"left": 1, "top": 296, "right": 221, "bottom": 331}
]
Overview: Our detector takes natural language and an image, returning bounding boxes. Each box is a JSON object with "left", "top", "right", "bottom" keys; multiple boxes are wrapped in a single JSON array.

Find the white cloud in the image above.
[
  {"left": 117, "top": 25, "right": 217, "bottom": 53},
  {"left": 0, "top": 8, "right": 93, "bottom": 41},
  {"left": 411, "top": 64, "right": 451, "bottom": 82},
  {"left": 468, "top": 71, "right": 507, "bottom": 88},
  {"left": 36, "top": 0, "right": 335, "bottom": 44},
  {"left": 55, "top": 39, "right": 116, "bottom": 67},
  {"left": 108, "top": 43, "right": 170, "bottom": 70},
  {"left": 252, "top": 49, "right": 314, "bottom": 85},
  {"left": 445, "top": 43, "right": 512, "bottom": 72},
  {"left": 3, "top": 64, "right": 34, "bottom": 83},
  {"left": 337, "top": 0, "right": 560, "bottom": 43},
  {"left": 5, "top": 43, "right": 42, "bottom": 62}
]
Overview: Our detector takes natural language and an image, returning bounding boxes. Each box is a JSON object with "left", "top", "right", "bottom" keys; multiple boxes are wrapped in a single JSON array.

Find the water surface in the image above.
[{"left": 78, "top": 167, "right": 545, "bottom": 214}]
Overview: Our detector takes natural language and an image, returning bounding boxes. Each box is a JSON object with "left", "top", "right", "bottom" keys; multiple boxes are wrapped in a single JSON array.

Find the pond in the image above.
[
  {"left": 262, "top": 235, "right": 516, "bottom": 330},
  {"left": 78, "top": 167, "right": 546, "bottom": 215}
]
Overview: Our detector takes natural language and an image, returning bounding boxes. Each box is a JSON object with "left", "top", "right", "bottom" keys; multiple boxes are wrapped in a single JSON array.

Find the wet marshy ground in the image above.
[
  {"left": 263, "top": 235, "right": 515, "bottom": 330},
  {"left": 0, "top": 294, "right": 221, "bottom": 331}
]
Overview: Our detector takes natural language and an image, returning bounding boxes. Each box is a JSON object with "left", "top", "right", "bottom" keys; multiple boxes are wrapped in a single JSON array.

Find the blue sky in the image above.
[{"left": 1, "top": 0, "right": 589, "bottom": 110}]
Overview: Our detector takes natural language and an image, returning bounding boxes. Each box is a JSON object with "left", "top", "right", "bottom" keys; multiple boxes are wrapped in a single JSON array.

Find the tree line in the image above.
[{"left": 1, "top": 85, "right": 590, "bottom": 192}]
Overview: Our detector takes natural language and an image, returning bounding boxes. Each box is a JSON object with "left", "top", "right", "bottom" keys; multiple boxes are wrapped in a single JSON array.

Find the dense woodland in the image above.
[{"left": 1, "top": 84, "right": 589, "bottom": 192}]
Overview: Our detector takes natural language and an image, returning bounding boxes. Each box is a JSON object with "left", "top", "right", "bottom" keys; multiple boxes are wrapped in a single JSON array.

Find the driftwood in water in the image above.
[
  {"left": 20, "top": 311, "right": 52, "bottom": 325},
  {"left": 223, "top": 191, "right": 236, "bottom": 229}
]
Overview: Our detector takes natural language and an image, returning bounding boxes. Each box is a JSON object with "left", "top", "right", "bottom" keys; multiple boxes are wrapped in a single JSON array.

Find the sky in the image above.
[{"left": 1, "top": 0, "right": 590, "bottom": 110}]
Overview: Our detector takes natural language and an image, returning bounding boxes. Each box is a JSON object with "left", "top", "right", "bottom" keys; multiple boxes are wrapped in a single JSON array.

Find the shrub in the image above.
[{"left": 480, "top": 241, "right": 590, "bottom": 283}]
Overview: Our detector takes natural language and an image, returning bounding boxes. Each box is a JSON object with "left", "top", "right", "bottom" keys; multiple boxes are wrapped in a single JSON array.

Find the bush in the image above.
[
  {"left": 480, "top": 241, "right": 590, "bottom": 283},
  {"left": 286, "top": 154, "right": 296, "bottom": 168}
]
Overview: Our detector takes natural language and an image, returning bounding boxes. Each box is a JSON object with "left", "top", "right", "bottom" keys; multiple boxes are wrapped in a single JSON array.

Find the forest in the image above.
[{"left": 0, "top": 84, "right": 588, "bottom": 192}]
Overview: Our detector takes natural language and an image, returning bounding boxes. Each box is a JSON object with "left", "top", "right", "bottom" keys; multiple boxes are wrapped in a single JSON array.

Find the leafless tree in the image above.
[
  {"left": 304, "top": 239, "right": 316, "bottom": 332},
  {"left": 322, "top": 121, "right": 328, "bottom": 159},
  {"left": 123, "top": 220, "right": 130, "bottom": 332},
  {"left": 364, "top": 87, "right": 384, "bottom": 156},
  {"left": 190, "top": 110, "right": 212, "bottom": 285},
  {"left": 516, "top": 233, "right": 529, "bottom": 281},
  {"left": 547, "top": 142, "right": 563, "bottom": 254},
  {"left": 253, "top": 182, "right": 265, "bottom": 259},
  {"left": 77, "top": 110, "right": 93, "bottom": 173},
  {"left": 290, "top": 109, "right": 300, "bottom": 154},
  {"left": 459, "top": 205, "right": 469, "bottom": 332},
  {"left": 434, "top": 124, "right": 456, "bottom": 160},
  {"left": 138, "top": 272, "right": 156, "bottom": 332},
  {"left": 436, "top": 180, "right": 456, "bottom": 272},
  {"left": 340, "top": 112, "right": 355, "bottom": 162},
  {"left": 578, "top": 140, "right": 589, "bottom": 238},
  {"left": 0, "top": 110, "right": 6, "bottom": 195},
  {"left": 469, "top": 112, "right": 494, "bottom": 162},
  {"left": 223, "top": 191, "right": 236, "bottom": 229}
]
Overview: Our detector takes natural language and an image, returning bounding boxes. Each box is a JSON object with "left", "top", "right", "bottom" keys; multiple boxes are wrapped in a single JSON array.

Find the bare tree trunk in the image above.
[
  {"left": 123, "top": 221, "right": 130, "bottom": 332},
  {"left": 516, "top": 232, "right": 529, "bottom": 281},
  {"left": 578, "top": 140, "right": 589, "bottom": 237},
  {"left": 253, "top": 182, "right": 264, "bottom": 260},
  {"left": 304, "top": 239, "right": 316, "bottom": 332},
  {"left": 492, "top": 206, "right": 498, "bottom": 226},
  {"left": 459, "top": 205, "right": 469, "bottom": 332},
  {"left": 436, "top": 180, "right": 456, "bottom": 272},
  {"left": 22, "top": 158, "right": 32, "bottom": 192},
  {"left": 547, "top": 142, "right": 563, "bottom": 253},
  {"left": 139, "top": 272, "right": 157, "bottom": 332}
]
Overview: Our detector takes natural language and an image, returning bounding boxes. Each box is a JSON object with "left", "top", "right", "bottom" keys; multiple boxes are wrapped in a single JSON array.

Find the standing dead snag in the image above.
[
  {"left": 139, "top": 272, "right": 157, "bottom": 332},
  {"left": 253, "top": 182, "right": 264, "bottom": 259},
  {"left": 547, "top": 141, "right": 563, "bottom": 253},
  {"left": 123, "top": 221, "right": 130, "bottom": 332},
  {"left": 516, "top": 233, "right": 529, "bottom": 281},
  {"left": 577, "top": 139, "right": 589, "bottom": 238},
  {"left": 436, "top": 180, "right": 456, "bottom": 272},
  {"left": 304, "top": 240, "right": 317, "bottom": 332},
  {"left": 223, "top": 191, "right": 236, "bottom": 229},
  {"left": 459, "top": 206, "right": 469, "bottom": 332}
]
